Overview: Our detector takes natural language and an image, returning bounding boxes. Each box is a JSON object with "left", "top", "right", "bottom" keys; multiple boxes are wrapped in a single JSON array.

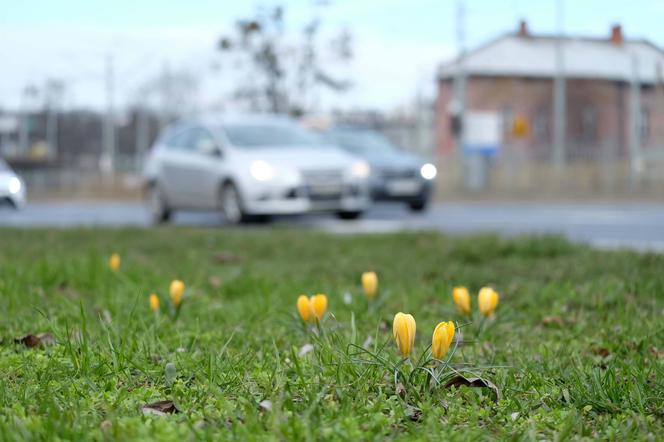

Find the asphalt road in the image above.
[{"left": 0, "top": 201, "right": 663, "bottom": 252}]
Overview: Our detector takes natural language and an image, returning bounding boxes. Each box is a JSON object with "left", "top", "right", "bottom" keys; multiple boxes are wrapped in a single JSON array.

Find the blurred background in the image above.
[{"left": 1, "top": 0, "right": 663, "bottom": 249}]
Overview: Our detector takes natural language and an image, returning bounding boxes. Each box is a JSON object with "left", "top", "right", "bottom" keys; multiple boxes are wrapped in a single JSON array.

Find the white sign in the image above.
[{"left": 464, "top": 111, "right": 502, "bottom": 155}]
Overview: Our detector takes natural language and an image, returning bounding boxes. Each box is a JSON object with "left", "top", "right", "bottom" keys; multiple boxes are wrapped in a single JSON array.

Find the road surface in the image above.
[{"left": 0, "top": 201, "right": 662, "bottom": 252}]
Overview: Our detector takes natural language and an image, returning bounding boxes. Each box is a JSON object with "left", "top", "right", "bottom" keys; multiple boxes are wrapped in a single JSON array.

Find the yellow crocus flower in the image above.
[
  {"left": 310, "top": 294, "right": 328, "bottom": 321},
  {"left": 170, "top": 280, "right": 185, "bottom": 307},
  {"left": 452, "top": 286, "right": 471, "bottom": 315},
  {"left": 362, "top": 272, "right": 378, "bottom": 299},
  {"left": 478, "top": 287, "right": 499, "bottom": 317},
  {"left": 149, "top": 293, "right": 160, "bottom": 312},
  {"left": 432, "top": 321, "right": 455, "bottom": 360},
  {"left": 392, "top": 312, "right": 416, "bottom": 357},
  {"left": 297, "top": 295, "right": 313, "bottom": 322},
  {"left": 108, "top": 253, "right": 121, "bottom": 271}
]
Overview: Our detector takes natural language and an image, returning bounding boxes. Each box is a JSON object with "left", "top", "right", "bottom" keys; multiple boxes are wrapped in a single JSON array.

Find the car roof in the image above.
[{"left": 194, "top": 113, "right": 295, "bottom": 128}]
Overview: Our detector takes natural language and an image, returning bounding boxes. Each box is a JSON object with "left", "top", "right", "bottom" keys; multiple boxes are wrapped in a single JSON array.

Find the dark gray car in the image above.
[{"left": 325, "top": 127, "right": 437, "bottom": 211}]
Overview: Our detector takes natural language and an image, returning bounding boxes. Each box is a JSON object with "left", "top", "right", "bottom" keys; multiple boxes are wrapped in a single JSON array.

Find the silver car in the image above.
[
  {"left": 143, "top": 115, "right": 371, "bottom": 224},
  {"left": 0, "top": 159, "right": 26, "bottom": 209},
  {"left": 325, "top": 127, "right": 437, "bottom": 211}
]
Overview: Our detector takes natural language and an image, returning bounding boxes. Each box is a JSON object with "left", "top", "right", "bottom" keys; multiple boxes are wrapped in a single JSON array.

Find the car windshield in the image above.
[
  {"left": 328, "top": 129, "right": 398, "bottom": 154},
  {"left": 222, "top": 123, "right": 325, "bottom": 148}
]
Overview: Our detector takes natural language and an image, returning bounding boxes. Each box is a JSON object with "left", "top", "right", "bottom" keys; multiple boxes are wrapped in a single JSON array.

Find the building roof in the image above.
[{"left": 438, "top": 32, "right": 664, "bottom": 84}]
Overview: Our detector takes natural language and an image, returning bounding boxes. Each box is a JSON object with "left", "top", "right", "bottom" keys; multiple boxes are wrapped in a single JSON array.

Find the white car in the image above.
[
  {"left": 143, "top": 115, "right": 371, "bottom": 224},
  {"left": 0, "top": 159, "right": 26, "bottom": 209}
]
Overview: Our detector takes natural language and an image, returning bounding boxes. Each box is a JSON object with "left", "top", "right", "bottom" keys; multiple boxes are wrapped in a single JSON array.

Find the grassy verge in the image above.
[{"left": 0, "top": 228, "right": 662, "bottom": 440}]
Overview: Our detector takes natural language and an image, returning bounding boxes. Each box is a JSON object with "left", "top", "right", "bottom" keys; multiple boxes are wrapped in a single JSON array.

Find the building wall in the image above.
[{"left": 435, "top": 75, "right": 660, "bottom": 159}]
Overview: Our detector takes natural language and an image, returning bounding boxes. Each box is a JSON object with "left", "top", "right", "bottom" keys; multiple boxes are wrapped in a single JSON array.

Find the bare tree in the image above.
[{"left": 217, "top": 4, "right": 353, "bottom": 116}]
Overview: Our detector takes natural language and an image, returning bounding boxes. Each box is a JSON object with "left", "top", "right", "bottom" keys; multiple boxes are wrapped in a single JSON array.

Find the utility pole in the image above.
[
  {"left": 629, "top": 54, "right": 643, "bottom": 188},
  {"left": 101, "top": 54, "right": 116, "bottom": 175},
  {"left": 552, "top": 0, "right": 566, "bottom": 171},
  {"left": 453, "top": 0, "right": 470, "bottom": 188}
]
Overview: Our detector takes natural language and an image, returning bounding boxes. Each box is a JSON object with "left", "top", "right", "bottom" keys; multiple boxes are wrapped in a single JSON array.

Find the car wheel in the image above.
[
  {"left": 220, "top": 182, "right": 247, "bottom": 224},
  {"left": 146, "top": 183, "right": 171, "bottom": 224},
  {"left": 408, "top": 200, "right": 428, "bottom": 212},
  {"left": 336, "top": 210, "right": 363, "bottom": 220}
]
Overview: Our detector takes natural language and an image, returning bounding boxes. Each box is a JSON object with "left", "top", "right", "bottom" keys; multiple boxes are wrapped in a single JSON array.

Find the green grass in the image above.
[{"left": 0, "top": 228, "right": 662, "bottom": 441}]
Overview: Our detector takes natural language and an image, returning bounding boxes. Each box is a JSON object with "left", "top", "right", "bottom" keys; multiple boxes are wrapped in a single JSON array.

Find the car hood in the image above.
[
  {"left": 359, "top": 149, "right": 423, "bottom": 172},
  {"left": 231, "top": 145, "right": 360, "bottom": 170},
  {"left": 0, "top": 171, "right": 18, "bottom": 189}
]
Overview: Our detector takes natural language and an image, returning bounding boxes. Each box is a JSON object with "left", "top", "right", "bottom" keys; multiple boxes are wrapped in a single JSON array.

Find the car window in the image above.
[
  {"left": 328, "top": 129, "right": 397, "bottom": 154},
  {"left": 164, "top": 129, "right": 192, "bottom": 150},
  {"left": 221, "top": 123, "right": 325, "bottom": 148},
  {"left": 188, "top": 127, "right": 218, "bottom": 153}
]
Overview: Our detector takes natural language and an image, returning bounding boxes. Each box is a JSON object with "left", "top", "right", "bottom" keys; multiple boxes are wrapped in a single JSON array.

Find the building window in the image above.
[
  {"left": 581, "top": 106, "right": 597, "bottom": 142},
  {"left": 640, "top": 106, "right": 650, "bottom": 142}
]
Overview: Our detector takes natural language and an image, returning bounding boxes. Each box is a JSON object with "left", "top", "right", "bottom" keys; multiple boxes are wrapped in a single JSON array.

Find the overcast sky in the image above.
[{"left": 1, "top": 0, "right": 663, "bottom": 113}]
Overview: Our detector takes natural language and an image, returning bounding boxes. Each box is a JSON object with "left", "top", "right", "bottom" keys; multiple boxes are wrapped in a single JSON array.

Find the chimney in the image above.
[
  {"left": 610, "top": 24, "right": 623, "bottom": 45},
  {"left": 517, "top": 20, "right": 529, "bottom": 38}
]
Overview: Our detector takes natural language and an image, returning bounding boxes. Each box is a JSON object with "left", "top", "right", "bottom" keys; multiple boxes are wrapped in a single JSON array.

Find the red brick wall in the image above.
[{"left": 435, "top": 75, "right": 659, "bottom": 158}]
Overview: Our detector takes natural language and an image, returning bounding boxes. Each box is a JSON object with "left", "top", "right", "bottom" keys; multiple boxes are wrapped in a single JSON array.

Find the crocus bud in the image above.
[
  {"left": 310, "top": 294, "right": 328, "bottom": 321},
  {"left": 452, "top": 286, "right": 471, "bottom": 315},
  {"left": 170, "top": 280, "right": 185, "bottom": 306},
  {"left": 432, "top": 321, "right": 455, "bottom": 359},
  {"left": 149, "top": 293, "right": 160, "bottom": 312},
  {"left": 478, "top": 287, "right": 499, "bottom": 317},
  {"left": 109, "top": 253, "right": 121, "bottom": 271},
  {"left": 362, "top": 272, "right": 378, "bottom": 299},
  {"left": 392, "top": 312, "right": 416, "bottom": 357},
  {"left": 297, "top": 295, "right": 313, "bottom": 322}
]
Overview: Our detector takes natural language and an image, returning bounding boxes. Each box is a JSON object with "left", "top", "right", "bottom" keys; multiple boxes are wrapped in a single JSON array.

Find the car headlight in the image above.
[
  {"left": 351, "top": 161, "right": 371, "bottom": 179},
  {"left": 420, "top": 163, "right": 437, "bottom": 180},
  {"left": 8, "top": 177, "right": 22, "bottom": 194},
  {"left": 250, "top": 160, "right": 275, "bottom": 181}
]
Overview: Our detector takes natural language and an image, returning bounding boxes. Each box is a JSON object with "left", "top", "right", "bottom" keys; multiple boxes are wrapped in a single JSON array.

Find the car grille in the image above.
[
  {"left": 301, "top": 169, "right": 344, "bottom": 200},
  {"left": 380, "top": 168, "right": 418, "bottom": 179}
]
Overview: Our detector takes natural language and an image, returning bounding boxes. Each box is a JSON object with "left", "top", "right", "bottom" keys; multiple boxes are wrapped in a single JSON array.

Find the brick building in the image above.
[{"left": 436, "top": 22, "right": 664, "bottom": 160}]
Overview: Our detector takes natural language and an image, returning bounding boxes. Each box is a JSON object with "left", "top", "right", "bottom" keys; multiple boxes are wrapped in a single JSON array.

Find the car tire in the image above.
[
  {"left": 220, "top": 182, "right": 248, "bottom": 225},
  {"left": 408, "top": 200, "right": 428, "bottom": 212},
  {"left": 146, "top": 183, "right": 171, "bottom": 224},
  {"left": 336, "top": 210, "right": 363, "bottom": 220}
]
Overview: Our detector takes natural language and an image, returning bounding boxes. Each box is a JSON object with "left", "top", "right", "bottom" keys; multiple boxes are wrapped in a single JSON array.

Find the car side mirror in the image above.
[{"left": 198, "top": 139, "right": 222, "bottom": 157}]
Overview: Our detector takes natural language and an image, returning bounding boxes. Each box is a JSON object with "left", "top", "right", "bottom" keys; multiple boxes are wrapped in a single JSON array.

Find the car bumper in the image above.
[
  {"left": 370, "top": 178, "right": 433, "bottom": 202},
  {"left": 242, "top": 183, "right": 370, "bottom": 215}
]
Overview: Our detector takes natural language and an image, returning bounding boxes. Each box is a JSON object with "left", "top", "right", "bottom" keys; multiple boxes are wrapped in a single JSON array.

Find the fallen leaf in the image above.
[
  {"left": 650, "top": 347, "right": 664, "bottom": 359},
  {"left": 141, "top": 400, "right": 180, "bottom": 416},
  {"left": 208, "top": 276, "right": 222, "bottom": 288},
  {"left": 213, "top": 251, "right": 240, "bottom": 264},
  {"left": 298, "top": 343, "right": 314, "bottom": 357},
  {"left": 541, "top": 316, "right": 564, "bottom": 326},
  {"left": 406, "top": 406, "right": 422, "bottom": 422},
  {"left": 100, "top": 420, "right": 112, "bottom": 431},
  {"left": 443, "top": 375, "right": 501, "bottom": 400},
  {"left": 591, "top": 347, "right": 610, "bottom": 358},
  {"left": 395, "top": 382, "right": 406, "bottom": 397},
  {"left": 259, "top": 400, "right": 272, "bottom": 412},
  {"left": 14, "top": 333, "right": 55, "bottom": 348}
]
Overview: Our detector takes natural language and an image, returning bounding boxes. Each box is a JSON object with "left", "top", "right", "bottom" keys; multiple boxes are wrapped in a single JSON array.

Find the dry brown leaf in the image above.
[
  {"left": 591, "top": 347, "right": 610, "bottom": 358},
  {"left": 444, "top": 375, "right": 501, "bottom": 400},
  {"left": 395, "top": 382, "right": 406, "bottom": 397},
  {"left": 213, "top": 251, "right": 240, "bottom": 264},
  {"left": 208, "top": 276, "right": 222, "bottom": 288},
  {"left": 541, "top": 316, "right": 564, "bottom": 326},
  {"left": 14, "top": 333, "right": 55, "bottom": 348},
  {"left": 141, "top": 400, "right": 180, "bottom": 416},
  {"left": 650, "top": 347, "right": 664, "bottom": 359}
]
